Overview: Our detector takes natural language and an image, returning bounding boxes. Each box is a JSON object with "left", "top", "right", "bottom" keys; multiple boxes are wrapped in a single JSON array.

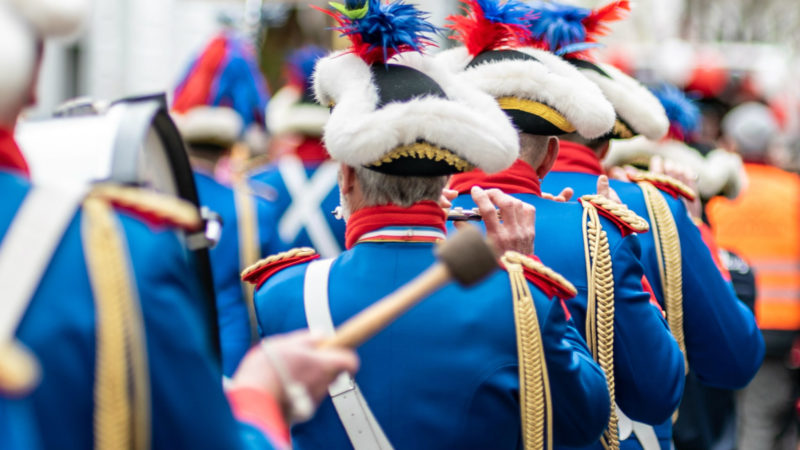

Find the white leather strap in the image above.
[
  {"left": 303, "top": 259, "right": 393, "bottom": 450},
  {"left": 617, "top": 405, "right": 660, "bottom": 450},
  {"left": 0, "top": 184, "right": 87, "bottom": 341},
  {"left": 278, "top": 157, "right": 341, "bottom": 258}
]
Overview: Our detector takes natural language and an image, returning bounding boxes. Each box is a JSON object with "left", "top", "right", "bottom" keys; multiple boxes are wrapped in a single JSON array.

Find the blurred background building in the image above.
[{"left": 29, "top": 0, "right": 800, "bottom": 147}]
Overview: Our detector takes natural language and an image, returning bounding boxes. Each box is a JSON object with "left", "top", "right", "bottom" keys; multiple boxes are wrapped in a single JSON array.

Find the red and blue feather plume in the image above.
[
  {"left": 446, "top": 0, "right": 536, "bottom": 57},
  {"left": 650, "top": 83, "right": 701, "bottom": 142},
  {"left": 316, "top": 0, "right": 439, "bottom": 65},
  {"left": 525, "top": 0, "right": 629, "bottom": 59},
  {"left": 285, "top": 45, "right": 328, "bottom": 93},
  {"left": 173, "top": 31, "right": 270, "bottom": 131}
]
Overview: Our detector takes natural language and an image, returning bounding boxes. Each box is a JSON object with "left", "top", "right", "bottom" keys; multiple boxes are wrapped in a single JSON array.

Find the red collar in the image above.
[
  {"left": 0, "top": 128, "right": 29, "bottom": 177},
  {"left": 293, "top": 137, "right": 330, "bottom": 164},
  {"left": 551, "top": 141, "right": 604, "bottom": 176},
  {"left": 344, "top": 201, "right": 446, "bottom": 250},
  {"left": 449, "top": 159, "right": 542, "bottom": 196}
]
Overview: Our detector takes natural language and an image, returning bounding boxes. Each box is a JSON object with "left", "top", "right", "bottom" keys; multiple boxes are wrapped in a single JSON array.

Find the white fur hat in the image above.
[
  {"left": 266, "top": 86, "right": 329, "bottom": 137},
  {"left": 572, "top": 60, "right": 670, "bottom": 141},
  {"left": 607, "top": 136, "right": 746, "bottom": 200},
  {"left": 173, "top": 106, "right": 243, "bottom": 149},
  {"left": 314, "top": 50, "right": 519, "bottom": 175},
  {"left": 0, "top": 0, "right": 89, "bottom": 116},
  {"left": 439, "top": 46, "right": 616, "bottom": 140}
]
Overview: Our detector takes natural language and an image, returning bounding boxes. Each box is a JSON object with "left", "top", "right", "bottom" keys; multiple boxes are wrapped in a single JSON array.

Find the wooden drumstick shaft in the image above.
[{"left": 318, "top": 264, "right": 451, "bottom": 349}]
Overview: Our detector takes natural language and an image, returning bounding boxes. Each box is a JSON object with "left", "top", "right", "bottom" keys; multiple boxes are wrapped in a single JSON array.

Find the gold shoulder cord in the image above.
[
  {"left": 233, "top": 179, "right": 261, "bottom": 344},
  {"left": 638, "top": 182, "right": 688, "bottom": 375},
  {"left": 501, "top": 252, "right": 553, "bottom": 450},
  {"left": 83, "top": 195, "right": 150, "bottom": 450},
  {"left": 580, "top": 200, "right": 619, "bottom": 450}
]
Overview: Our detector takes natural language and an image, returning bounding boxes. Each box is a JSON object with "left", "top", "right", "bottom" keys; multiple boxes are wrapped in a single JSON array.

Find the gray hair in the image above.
[
  {"left": 519, "top": 133, "right": 551, "bottom": 167},
  {"left": 354, "top": 166, "right": 448, "bottom": 207}
]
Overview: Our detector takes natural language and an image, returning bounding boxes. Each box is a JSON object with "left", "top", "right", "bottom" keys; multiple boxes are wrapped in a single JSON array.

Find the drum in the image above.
[{"left": 15, "top": 93, "right": 222, "bottom": 365}]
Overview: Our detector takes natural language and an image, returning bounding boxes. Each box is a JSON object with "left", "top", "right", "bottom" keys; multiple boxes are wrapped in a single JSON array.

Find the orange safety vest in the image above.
[{"left": 707, "top": 163, "right": 800, "bottom": 331}]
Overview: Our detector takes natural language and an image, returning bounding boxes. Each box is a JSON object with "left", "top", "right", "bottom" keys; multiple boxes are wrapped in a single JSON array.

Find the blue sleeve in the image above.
[
  {"left": 670, "top": 197, "right": 765, "bottom": 388},
  {"left": 125, "top": 220, "right": 279, "bottom": 450},
  {"left": 610, "top": 234, "right": 685, "bottom": 424},
  {"left": 542, "top": 297, "right": 611, "bottom": 447}
]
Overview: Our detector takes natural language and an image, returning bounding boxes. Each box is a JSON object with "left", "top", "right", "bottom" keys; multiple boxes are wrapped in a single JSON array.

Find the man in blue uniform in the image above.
[
  {"left": 441, "top": 2, "right": 685, "bottom": 448},
  {"left": 524, "top": 2, "right": 765, "bottom": 447},
  {"left": 173, "top": 33, "right": 287, "bottom": 376},
  {"left": 0, "top": 1, "right": 357, "bottom": 448},
  {"left": 251, "top": 1, "right": 610, "bottom": 448},
  {"left": 249, "top": 46, "right": 345, "bottom": 258}
]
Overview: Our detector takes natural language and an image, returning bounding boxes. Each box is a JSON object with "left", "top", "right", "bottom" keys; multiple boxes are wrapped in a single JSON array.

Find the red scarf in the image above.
[
  {"left": 551, "top": 141, "right": 604, "bottom": 176},
  {"left": 345, "top": 201, "right": 446, "bottom": 249},
  {"left": 449, "top": 159, "right": 542, "bottom": 196},
  {"left": 294, "top": 137, "right": 330, "bottom": 164},
  {"left": 0, "top": 128, "right": 29, "bottom": 177}
]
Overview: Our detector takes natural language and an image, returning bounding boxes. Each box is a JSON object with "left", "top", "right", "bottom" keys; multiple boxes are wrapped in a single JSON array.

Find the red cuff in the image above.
[{"left": 227, "top": 387, "right": 291, "bottom": 448}]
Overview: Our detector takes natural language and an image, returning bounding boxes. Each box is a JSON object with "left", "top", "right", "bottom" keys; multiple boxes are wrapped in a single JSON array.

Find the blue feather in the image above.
[
  {"left": 345, "top": 0, "right": 367, "bottom": 8},
  {"left": 286, "top": 45, "right": 327, "bottom": 92},
  {"left": 556, "top": 42, "right": 603, "bottom": 56},
  {"left": 527, "top": 1, "right": 591, "bottom": 53},
  {"left": 650, "top": 83, "right": 701, "bottom": 139},
  {"left": 476, "top": 0, "right": 534, "bottom": 26},
  {"left": 336, "top": 0, "right": 440, "bottom": 63}
]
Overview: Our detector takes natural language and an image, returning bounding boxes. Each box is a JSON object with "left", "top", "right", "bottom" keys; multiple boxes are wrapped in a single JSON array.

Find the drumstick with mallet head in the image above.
[{"left": 319, "top": 224, "right": 498, "bottom": 349}]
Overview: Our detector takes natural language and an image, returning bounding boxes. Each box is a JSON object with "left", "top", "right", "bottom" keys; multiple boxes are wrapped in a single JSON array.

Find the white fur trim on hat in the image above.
[
  {"left": 437, "top": 46, "right": 616, "bottom": 140},
  {"left": 313, "top": 51, "right": 519, "bottom": 174},
  {"left": 174, "top": 106, "right": 243, "bottom": 147},
  {"left": 607, "top": 136, "right": 746, "bottom": 199},
  {"left": 0, "top": 4, "right": 36, "bottom": 117},
  {"left": 6, "top": 0, "right": 90, "bottom": 38},
  {"left": 266, "top": 86, "right": 329, "bottom": 137},
  {"left": 579, "top": 63, "right": 669, "bottom": 141}
]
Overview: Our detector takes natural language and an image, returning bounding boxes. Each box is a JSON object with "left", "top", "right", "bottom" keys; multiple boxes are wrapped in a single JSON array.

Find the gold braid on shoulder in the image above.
[
  {"left": 581, "top": 201, "right": 619, "bottom": 450},
  {"left": 241, "top": 247, "right": 317, "bottom": 280},
  {"left": 501, "top": 251, "right": 554, "bottom": 450},
  {"left": 638, "top": 182, "right": 688, "bottom": 374},
  {"left": 580, "top": 194, "right": 650, "bottom": 233},
  {"left": 82, "top": 193, "right": 150, "bottom": 450},
  {"left": 90, "top": 184, "right": 202, "bottom": 231},
  {"left": 628, "top": 171, "right": 697, "bottom": 201}
]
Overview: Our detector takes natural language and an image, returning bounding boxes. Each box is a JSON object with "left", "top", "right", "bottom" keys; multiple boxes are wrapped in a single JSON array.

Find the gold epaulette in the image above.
[
  {"left": 88, "top": 184, "right": 202, "bottom": 231},
  {"left": 580, "top": 194, "right": 650, "bottom": 234},
  {"left": 502, "top": 251, "right": 577, "bottom": 300},
  {"left": 241, "top": 247, "right": 319, "bottom": 288},
  {"left": 628, "top": 171, "right": 697, "bottom": 201}
]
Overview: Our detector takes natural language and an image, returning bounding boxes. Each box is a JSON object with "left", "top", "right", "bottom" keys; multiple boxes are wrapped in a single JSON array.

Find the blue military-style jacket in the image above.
[
  {"left": 194, "top": 171, "right": 285, "bottom": 376},
  {"left": 249, "top": 153, "right": 345, "bottom": 258},
  {"left": 1, "top": 169, "right": 280, "bottom": 450},
  {"left": 543, "top": 141, "right": 765, "bottom": 448},
  {"left": 252, "top": 204, "right": 611, "bottom": 449},
  {"left": 450, "top": 161, "right": 685, "bottom": 447}
]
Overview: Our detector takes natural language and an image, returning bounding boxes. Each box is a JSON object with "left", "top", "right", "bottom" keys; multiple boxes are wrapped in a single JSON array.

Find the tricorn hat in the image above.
[
  {"left": 441, "top": 0, "right": 616, "bottom": 140},
  {"left": 525, "top": 0, "right": 669, "bottom": 141},
  {"left": 313, "top": 0, "right": 519, "bottom": 176}
]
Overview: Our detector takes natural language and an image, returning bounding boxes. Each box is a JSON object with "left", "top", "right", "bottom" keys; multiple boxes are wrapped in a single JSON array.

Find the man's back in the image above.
[
  {"left": 3, "top": 171, "right": 249, "bottom": 449},
  {"left": 255, "top": 237, "right": 610, "bottom": 449}
]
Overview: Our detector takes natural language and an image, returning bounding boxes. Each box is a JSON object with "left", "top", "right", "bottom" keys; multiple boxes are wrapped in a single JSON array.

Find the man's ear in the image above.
[
  {"left": 537, "top": 136, "right": 560, "bottom": 179},
  {"left": 596, "top": 140, "right": 611, "bottom": 161},
  {"left": 339, "top": 163, "right": 357, "bottom": 195}
]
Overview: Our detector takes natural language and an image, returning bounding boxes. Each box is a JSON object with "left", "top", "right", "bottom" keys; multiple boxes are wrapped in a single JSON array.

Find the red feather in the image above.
[
  {"left": 446, "top": 0, "right": 531, "bottom": 57},
  {"left": 582, "top": 0, "right": 630, "bottom": 42}
]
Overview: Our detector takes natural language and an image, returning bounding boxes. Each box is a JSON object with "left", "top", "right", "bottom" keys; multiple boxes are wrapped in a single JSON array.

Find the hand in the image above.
[
  {"left": 231, "top": 330, "right": 359, "bottom": 420},
  {"left": 468, "top": 186, "right": 536, "bottom": 255},
  {"left": 596, "top": 175, "right": 621, "bottom": 204},
  {"left": 438, "top": 188, "right": 459, "bottom": 209},
  {"left": 650, "top": 156, "right": 702, "bottom": 219},
  {"left": 541, "top": 187, "right": 574, "bottom": 203}
]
